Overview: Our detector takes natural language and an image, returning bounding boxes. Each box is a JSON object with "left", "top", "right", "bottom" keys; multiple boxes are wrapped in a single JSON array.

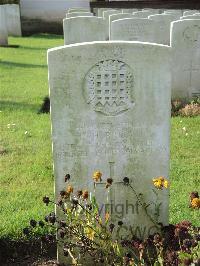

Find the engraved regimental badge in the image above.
[{"left": 84, "top": 59, "right": 134, "bottom": 116}]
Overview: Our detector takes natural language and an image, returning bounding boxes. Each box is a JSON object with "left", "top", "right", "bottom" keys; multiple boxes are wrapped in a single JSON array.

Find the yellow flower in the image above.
[
  {"left": 191, "top": 198, "right": 200, "bottom": 209},
  {"left": 152, "top": 176, "right": 169, "bottom": 189},
  {"left": 93, "top": 171, "right": 102, "bottom": 182},
  {"left": 85, "top": 227, "right": 95, "bottom": 240},
  {"left": 164, "top": 180, "right": 169, "bottom": 188},
  {"left": 153, "top": 179, "right": 162, "bottom": 189},
  {"left": 66, "top": 185, "right": 73, "bottom": 194}
]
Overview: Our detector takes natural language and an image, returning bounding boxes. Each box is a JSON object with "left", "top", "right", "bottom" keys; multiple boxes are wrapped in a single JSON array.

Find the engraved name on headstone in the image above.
[{"left": 110, "top": 18, "right": 161, "bottom": 43}]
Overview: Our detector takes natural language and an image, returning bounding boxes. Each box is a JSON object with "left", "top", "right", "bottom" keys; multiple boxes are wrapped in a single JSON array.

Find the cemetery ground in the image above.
[{"left": 0, "top": 35, "right": 200, "bottom": 264}]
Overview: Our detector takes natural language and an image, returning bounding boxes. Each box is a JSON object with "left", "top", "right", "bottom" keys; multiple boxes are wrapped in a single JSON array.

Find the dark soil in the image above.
[{"left": 0, "top": 237, "right": 58, "bottom": 266}]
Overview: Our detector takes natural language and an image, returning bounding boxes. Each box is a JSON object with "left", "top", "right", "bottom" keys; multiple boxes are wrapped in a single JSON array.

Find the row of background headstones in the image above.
[
  {"left": 0, "top": 4, "right": 21, "bottom": 46},
  {"left": 63, "top": 8, "right": 200, "bottom": 45},
  {"left": 63, "top": 7, "right": 200, "bottom": 101}
]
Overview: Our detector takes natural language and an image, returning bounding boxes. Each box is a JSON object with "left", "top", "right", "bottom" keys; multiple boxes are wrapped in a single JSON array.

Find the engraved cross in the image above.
[
  {"left": 184, "top": 60, "right": 200, "bottom": 87},
  {"left": 184, "top": 60, "right": 200, "bottom": 98},
  {"left": 95, "top": 162, "right": 124, "bottom": 221}
]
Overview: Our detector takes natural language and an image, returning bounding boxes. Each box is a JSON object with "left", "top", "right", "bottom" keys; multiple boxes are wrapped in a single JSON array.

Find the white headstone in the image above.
[
  {"left": 110, "top": 18, "right": 161, "bottom": 43},
  {"left": 103, "top": 9, "right": 122, "bottom": 18},
  {"left": 67, "top": 7, "right": 90, "bottom": 13},
  {"left": 0, "top": 5, "right": 8, "bottom": 46},
  {"left": 63, "top": 17, "right": 107, "bottom": 45},
  {"left": 66, "top": 12, "right": 93, "bottom": 18},
  {"left": 109, "top": 13, "right": 134, "bottom": 25},
  {"left": 183, "top": 10, "right": 199, "bottom": 16},
  {"left": 122, "top": 9, "right": 138, "bottom": 13},
  {"left": 171, "top": 19, "right": 200, "bottom": 100},
  {"left": 109, "top": 13, "right": 133, "bottom": 38},
  {"left": 164, "top": 10, "right": 183, "bottom": 16},
  {"left": 142, "top": 8, "right": 161, "bottom": 14},
  {"left": 181, "top": 14, "right": 200, "bottom": 20},
  {"left": 148, "top": 14, "right": 180, "bottom": 45},
  {"left": 103, "top": 10, "right": 122, "bottom": 39},
  {"left": 5, "top": 4, "right": 21, "bottom": 36},
  {"left": 48, "top": 41, "right": 171, "bottom": 264},
  {"left": 103, "top": 9, "right": 122, "bottom": 23},
  {"left": 97, "top": 8, "right": 110, "bottom": 17},
  {"left": 132, "top": 10, "right": 159, "bottom": 18}
]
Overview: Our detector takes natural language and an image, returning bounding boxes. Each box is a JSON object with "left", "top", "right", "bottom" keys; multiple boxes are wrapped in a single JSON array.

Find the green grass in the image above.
[
  {"left": 0, "top": 35, "right": 199, "bottom": 239},
  {"left": 0, "top": 34, "right": 63, "bottom": 239},
  {"left": 170, "top": 117, "right": 200, "bottom": 224}
]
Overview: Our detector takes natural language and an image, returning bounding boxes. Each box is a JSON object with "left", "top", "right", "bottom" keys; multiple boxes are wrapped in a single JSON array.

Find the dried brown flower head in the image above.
[
  {"left": 106, "top": 178, "right": 113, "bottom": 188},
  {"left": 82, "top": 190, "right": 89, "bottom": 200},
  {"left": 64, "top": 174, "right": 71, "bottom": 182},
  {"left": 76, "top": 190, "right": 83, "bottom": 198}
]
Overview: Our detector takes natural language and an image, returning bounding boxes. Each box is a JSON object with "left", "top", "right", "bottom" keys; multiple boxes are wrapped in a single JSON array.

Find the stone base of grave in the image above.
[{"left": 21, "top": 18, "right": 63, "bottom": 36}]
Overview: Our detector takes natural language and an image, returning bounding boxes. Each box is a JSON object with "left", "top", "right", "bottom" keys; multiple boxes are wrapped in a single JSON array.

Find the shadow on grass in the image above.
[
  {"left": 0, "top": 101, "right": 40, "bottom": 113},
  {"left": 0, "top": 45, "right": 20, "bottom": 48},
  {"left": 0, "top": 236, "right": 56, "bottom": 265},
  {"left": 0, "top": 60, "right": 47, "bottom": 69}
]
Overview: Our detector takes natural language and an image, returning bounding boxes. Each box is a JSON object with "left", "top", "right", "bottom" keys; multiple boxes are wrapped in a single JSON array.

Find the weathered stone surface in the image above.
[
  {"left": 132, "top": 10, "right": 159, "bottom": 18},
  {"left": 63, "top": 17, "right": 107, "bottom": 44},
  {"left": 171, "top": 19, "right": 200, "bottom": 100},
  {"left": 5, "top": 4, "right": 21, "bottom": 36},
  {"left": 48, "top": 41, "right": 171, "bottom": 263},
  {"left": 0, "top": 5, "right": 8, "bottom": 45},
  {"left": 148, "top": 14, "right": 180, "bottom": 45},
  {"left": 66, "top": 12, "right": 93, "bottom": 18},
  {"left": 110, "top": 18, "right": 161, "bottom": 42}
]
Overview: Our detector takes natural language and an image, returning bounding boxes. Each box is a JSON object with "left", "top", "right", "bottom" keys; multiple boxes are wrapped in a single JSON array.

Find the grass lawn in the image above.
[{"left": 0, "top": 35, "right": 199, "bottom": 240}]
